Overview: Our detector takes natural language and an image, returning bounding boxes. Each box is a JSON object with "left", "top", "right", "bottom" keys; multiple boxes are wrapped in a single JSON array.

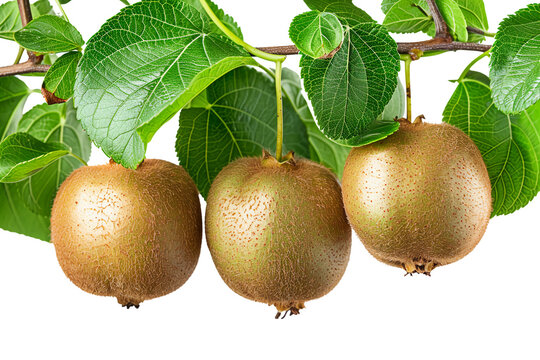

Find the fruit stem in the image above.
[
  {"left": 198, "top": 0, "right": 286, "bottom": 63},
  {"left": 53, "top": 0, "right": 70, "bottom": 22},
  {"left": 456, "top": 49, "right": 491, "bottom": 83},
  {"left": 401, "top": 54, "right": 413, "bottom": 123},
  {"left": 274, "top": 59, "right": 285, "bottom": 162}
]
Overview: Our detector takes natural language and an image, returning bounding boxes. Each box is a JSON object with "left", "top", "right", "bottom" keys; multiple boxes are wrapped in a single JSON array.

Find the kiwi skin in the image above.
[
  {"left": 51, "top": 159, "right": 202, "bottom": 307},
  {"left": 342, "top": 120, "right": 492, "bottom": 274},
  {"left": 205, "top": 152, "right": 352, "bottom": 313}
]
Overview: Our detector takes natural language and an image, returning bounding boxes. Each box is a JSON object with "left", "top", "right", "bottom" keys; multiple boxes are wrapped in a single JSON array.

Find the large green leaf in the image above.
[
  {"left": 303, "top": 0, "right": 374, "bottom": 26},
  {"left": 490, "top": 4, "right": 540, "bottom": 114},
  {"left": 14, "top": 15, "right": 84, "bottom": 53},
  {"left": 281, "top": 68, "right": 350, "bottom": 179},
  {"left": 0, "top": 133, "right": 70, "bottom": 182},
  {"left": 0, "top": 77, "right": 49, "bottom": 240},
  {"left": 443, "top": 71, "right": 540, "bottom": 216},
  {"left": 75, "top": 0, "right": 256, "bottom": 169},
  {"left": 176, "top": 67, "right": 310, "bottom": 198},
  {"left": 15, "top": 101, "right": 91, "bottom": 216},
  {"left": 0, "top": 0, "right": 53, "bottom": 41},
  {"left": 383, "top": 0, "right": 432, "bottom": 34},
  {"left": 42, "top": 51, "right": 82, "bottom": 101},
  {"left": 300, "top": 22, "right": 400, "bottom": 144},
  {"left": 289, "top": 11, "right": 344, "bottom": 59}
]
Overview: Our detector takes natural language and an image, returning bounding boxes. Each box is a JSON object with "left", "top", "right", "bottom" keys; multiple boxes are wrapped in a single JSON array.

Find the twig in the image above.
[
  {"left": 467, "top": 26, "right": 496, "bottom": 37},
  {"left": 16, "top": 0, "right": 41, "bottom": 64},
  {"left": 425, "top": 0, "right": 451, "bottom": 39},
  {"left": 0, "top": 62, "right": 50, "bottom": 77},
  {"left": 256, "top": 40, "right": 491, "bottom": 57}
]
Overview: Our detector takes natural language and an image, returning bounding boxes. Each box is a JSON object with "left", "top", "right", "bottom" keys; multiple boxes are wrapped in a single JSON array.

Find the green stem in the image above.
[
  {"left": 274, "top": 60, "right": 284, "bottom": 162},
  {"left": 198, "top": 0, "right": 286, "bottom": 63},
  {"left": 53, "top": 0, "right": 69, "bottom": 22},
  {"left": 14, "top": 47, "right": 24, "bottom": 65},
  {"left": 403, "top": 55, "right": 412, "bottom": 123},
  {"left": 70, "top": 153, "right": 88, "bottom": 166},
  {"left": 457, "top": 49, "right": 491, "bottom": 83}
]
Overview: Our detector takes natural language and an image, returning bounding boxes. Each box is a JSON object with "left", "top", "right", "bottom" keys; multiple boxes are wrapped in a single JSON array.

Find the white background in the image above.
[{"left": 1, "top": 1, "right": 538, "bottom": 359}]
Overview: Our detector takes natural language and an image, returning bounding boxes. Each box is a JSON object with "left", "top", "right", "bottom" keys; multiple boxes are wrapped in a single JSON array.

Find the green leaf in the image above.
[
  {"left": 15, "top": 101, "right": 91, "bottom": 216},
  {"left": 0, "top": 133, "right": 70, "bottom": 183},
  {"left": 382, "top": 0, "right": 470, "bottom": 42},
  {"left": 490, "top": 4, "right": 540, "bottom": 114},
  {"left": 329, "top": 119, "right": 400, "bottom": 147},
  {"left": 42, "top": 51, "right": 81, "bottom": 101},
  {"left": 289, "top": 11, "right": 344, "bottom": 59},
  {"left": 300, "top": 22, "right": 400, "bottom": 144},
  {"left": 425, "top": 0, "right": 468, "bottom": 42},
  {"left": 303, "top": 0, "right": 374, "bottom": 26},
  {"left": 454, "top": 0, "right": 488, "bottom": 42},
  {"left": 0, "top": 77, "right": 49, "bottom": 240},
  {"left": 378, "top": 78, "right": 406, "bottom": 121},
  {"left": 75, "top": 0, "right": 256, "bottom": 169},
  {"left": 0, "top": 77, "right": 32, "bottom": 141},
  {"left": 443, "top": 71, "right": 540, "bottom": 216},
  {"left": 176, "top": 67, "right": 310, "bottom": 198},
  {"left": 0, "top": 0, "right": 53, "bottom": 40},
  {"left": 281, "top": 68, "right": 350, "bottom": 178},
  {"left": 180, "top": 0, "right": 244, "bottom": 40},
  {"left": 14, "top": 15, "right": 84, "bottom": 53},
  {"left": 383, "top": 0, "right": 432, "bottom": 34}
]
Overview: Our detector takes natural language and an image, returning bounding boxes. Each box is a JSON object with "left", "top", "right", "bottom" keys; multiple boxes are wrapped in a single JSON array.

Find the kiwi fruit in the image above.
[
  {"left": 205, "top": 151, "right": 352, "bottom": 317},
  {"left": 342, "top": 119, "right": 492, "bottom": 275},
  {"left": 51, "top": 159, "right": 202, "bottom": 307}
]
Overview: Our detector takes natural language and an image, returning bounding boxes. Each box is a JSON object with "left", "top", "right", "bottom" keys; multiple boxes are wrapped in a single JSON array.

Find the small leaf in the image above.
[
  {"left": 176, "top": 67, "right": 310, "bottom": 198},
  {"left": 300, "top": 22, "right": 400, "bottom": 143},
  {"left": 75, "top": 0, "right": 256, "bottom": 169},
  {"left": 490, "top": 3, "right": 540, "bottom": 114},
  {"left": 383, "top": 0, "right": 432, "bottom": 34},
  {"left": 42, "top": 51, "right": 81, "bottom": 102},
  {"left": 14, "top": 15, "right": 84, "bottom": 53},
  {"left": 303, "top": 0, "right": 374, "bottom": 26},
  {"left": 0, "top": 0, "right": 53, "bottom": 40},
  {"left": 443, "top": 71, "right": 540, "bottom": 216},
  {"left": 289, "top": 11, "right": 344, "bottom": 59},
  {"left": 0, "top": 133, "right": 71, "bottom": 183},
  {"left": 454, "top": 0, "right": 489, "bottom": 42},
  {"left": 281, "top": 68, "right": 350, "bottom": 178},
  {"left": 424, "top": 0, "right": 468, "bottom": 42},
  {"left": 382, "top": 0, "right": 470, "bottom": 42}
]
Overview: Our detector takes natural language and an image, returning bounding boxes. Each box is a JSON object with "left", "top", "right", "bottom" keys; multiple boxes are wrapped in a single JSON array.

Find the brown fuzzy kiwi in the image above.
[
  {"left": 205, "top": 151, "right": 352, "bottom": 316},
  {"left": 342, "top": 119, "right": 492, "bottom": 275},
  {"left": 51, "top": 159, "right": 202, "bottom": 307}
]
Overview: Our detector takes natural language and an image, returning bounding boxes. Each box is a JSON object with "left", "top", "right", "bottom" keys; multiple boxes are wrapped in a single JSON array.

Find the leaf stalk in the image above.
[{"left": 456, "top": 49, "right": 491, "bottom": 83}]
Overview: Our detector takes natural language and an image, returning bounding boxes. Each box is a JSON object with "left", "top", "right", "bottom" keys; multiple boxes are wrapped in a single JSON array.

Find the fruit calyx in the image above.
[
  {"left": 396, "top": 114, "right": 425, "bottom": 125},
  {"left": 402, "top": 258, "right": 438, "bottom": 277},
  {"left": 273, "top": 302, "right": 306, "bottom": 319},
  {"left": 261, "top": 149, "right": 296, "bottom": 168}
]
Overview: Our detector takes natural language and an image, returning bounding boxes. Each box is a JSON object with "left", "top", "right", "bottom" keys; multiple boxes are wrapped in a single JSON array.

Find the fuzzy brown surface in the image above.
[
  {"left": 51, "top": 159, "right": 202, "bottom": 306},
  {"left": 342, "top": 121, "right": 492, "bottom": 273},
  {"left": 205, "top": 156, "right": 352, "bottom": 311}
]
